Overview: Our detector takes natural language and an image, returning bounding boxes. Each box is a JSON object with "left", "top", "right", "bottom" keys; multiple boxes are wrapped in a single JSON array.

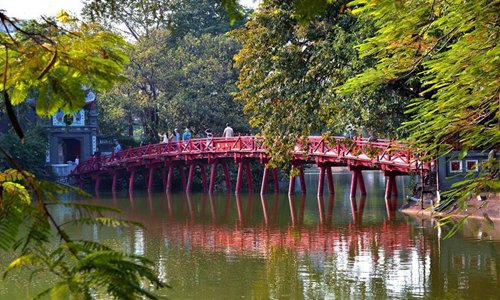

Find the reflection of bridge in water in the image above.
[
  {"left": 122, "top": 192, "right": 407, "bottom": 257},
  {"left": 75, "top": 136, "right": 430, "bottom": 201},
  {"left": 79, "top": 191, "right": 500, "bottom": 299}
]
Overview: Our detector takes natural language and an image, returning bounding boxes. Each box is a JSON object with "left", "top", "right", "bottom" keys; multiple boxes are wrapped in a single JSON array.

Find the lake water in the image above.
[{"left": 1, "top": 171, "right": 499, "bottom": 299}]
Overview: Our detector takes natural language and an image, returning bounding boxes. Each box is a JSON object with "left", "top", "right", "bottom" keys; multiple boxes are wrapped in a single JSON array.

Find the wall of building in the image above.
[{"left": 437, "top": 150, "right": 496, "bottom": 191}]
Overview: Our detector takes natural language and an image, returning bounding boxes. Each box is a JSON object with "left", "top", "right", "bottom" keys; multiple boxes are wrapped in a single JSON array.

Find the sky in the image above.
[{"left": 0, "top": 0, "right": 259, "bottom": 19}]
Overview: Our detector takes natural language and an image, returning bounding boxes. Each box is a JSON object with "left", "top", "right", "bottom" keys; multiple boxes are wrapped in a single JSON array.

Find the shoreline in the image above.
[{"left": 400, "top": 193, "right": 500, "bottom": 222}]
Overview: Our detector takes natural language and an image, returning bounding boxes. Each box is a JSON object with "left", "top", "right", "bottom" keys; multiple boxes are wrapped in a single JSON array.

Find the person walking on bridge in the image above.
[
  {"left": 158, "top": 131, "right": 168, "bottom": 143},
  {"left": 114, "top": 140, "right": 121, "bottom": 152},
  {"left": 172, "top": 128, "right": 181, "bottom": 150},
  {"left": 113, "top": 140, "right": 121, "bottom": 159},
  {"left": 223, "top": 123, "right": 233, "bottom": 139},
  {"left": 183, "top": 128, "right": 192, "bottom": 143},
  {"left": 204, "top": 129, "right": 213, "bottom": 147},
  {"left": 174, "top": 129, "right": 181, "bottom": 143},
  {"left": 205, "top": 129, "right": 213, "bottom": 139}
]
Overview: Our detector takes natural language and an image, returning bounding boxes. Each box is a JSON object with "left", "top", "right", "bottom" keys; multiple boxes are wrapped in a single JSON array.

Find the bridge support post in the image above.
[
  {"left": 350, "top": 170, "right": 358, "bottom": 198},
  {"left": 261, "top": 167, "right": 270, "bottom": 195},
  {"left": 358, "top": 170, "right": 366, "bottom": 196},
  {"left": 235, "top": 161, "right": 244, "bottom": 194},
  {"left": 235, "top": 193, "right": 243, "bottom": 223},
  {"left": 326, "top": 167, "right": 335, "bottom": 194},
  {"left": 350, "top": 167, "right": 366, "bottom": 198},
  {"left": 166, "top": 165, "right": 174, "bottom": 192},
  {"left": 209, "top": 162, "right": 218, "bottom": 194},
  {"left": 299, "top": 165, "right": 306, "bottom": 194},
  {"left": 94, "top": 176, "right": 101, "bottom": 193},
  {"left": 245, "top": 162, "right": 253, "bottom": 193},
  {"left": 147, "top": 167, "right": 155, "bottom": 193},
  {"left": 288, "top": 194, "right": 297, "bottom": 226},
  {"left": 317, "top": 195, "right": 325, "bottom": 224},
  {"left": 385, "top": 174, "right": 393, "bottom": 200},
  {"left": 128, "top": 170, "right": 136, "bottom": 193},
  {"left": 186, "top": 163, "right": 195, "bottom": 193},
  {"left": 111, "top": 172, "right": 117, "bottom": 193},
  {"left": 272, "top": 168, "right": 279, "bottom": 193},
  {"left": 318, "top": 166, "right": 325, "bottom": 197},
  {"left": 391, "top": 175, "right": 398, "bottom": 197},
  {"left": 222, "top": 162, "right": 231, "bottom": 192},
  {"left": 288, "top": 172, "right": 296, "bottom": 195},
  {"left": 179, "top": 165, "right": 186, "bottom": 191},
  {"left": 161, "top": 168, "right": 167, "bottom": 193},
  {"left": 350, "top": 196, "right": 358, "bottom": 220},
  {"left": 200, "top": 164, "right": 208, "bottom": 193}
]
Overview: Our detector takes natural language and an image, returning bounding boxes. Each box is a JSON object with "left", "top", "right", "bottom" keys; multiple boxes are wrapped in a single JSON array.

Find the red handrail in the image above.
[{"left": 72, "top": 136, "right": 429, "bottom": 176}]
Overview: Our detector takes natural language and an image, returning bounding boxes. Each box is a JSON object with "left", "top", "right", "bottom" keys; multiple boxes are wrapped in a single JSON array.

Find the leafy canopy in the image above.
[
  {"left": 341, "top": 0, "right": 499, "bottom": 155},
  {"left": 339, "top": 0, "right": 499, "bottom": 199},
  {"left": 1, "top": 11, "right": 167, "bottom": 299},
  {"left": 230, "top": 0, "right": 498, "bottom": 215},
  {"left": 0, "top": 162, "right": 166, "bottom": 299},
  {"left": 84, "top": 0, "right": 250, "bottom": 142},
  {"left": 1, "top": 11, "right": 130, "bottom": 118},
  {"left": 232, "top": 0, "right": 411, "bottom": 167},
  {"left": 0, "top": 126, "right": 50, "bottom": 178}
]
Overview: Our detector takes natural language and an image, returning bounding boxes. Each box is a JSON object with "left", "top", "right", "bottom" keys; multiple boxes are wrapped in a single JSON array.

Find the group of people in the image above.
[
  {"left": 158, "top": 124, "right": 234, "bottom": 144},
  {"left": 111, "top": 124, "right": 235, "bottom": 154},
  {"left": 344, "top": 124, "right": 378, "bottom": 142}
]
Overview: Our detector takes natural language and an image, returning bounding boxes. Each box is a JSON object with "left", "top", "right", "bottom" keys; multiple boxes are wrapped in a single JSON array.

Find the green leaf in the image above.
[{"left": 458, "top": 147, "right": 469, "bottom": 160}]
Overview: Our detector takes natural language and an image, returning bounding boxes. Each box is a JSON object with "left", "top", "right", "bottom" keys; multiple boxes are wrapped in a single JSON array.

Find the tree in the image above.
[
  {"left": 158, "top": 33, "right": 249, "bottom": 135},
  {"left": 339, "top": 0, "right": 499, "bottom": 202},
  {"left": 82, "top": 0, "right": 173, "bottom": 40},
  {"left": 96, "top": 85, "right": 138, "bottom": 138},
  {"left": 0, "top": 126, "right": 50, "bottom": 178},
  {"left": 83, "top": 0, "right": 175, "bottom": 142},
  {"left": 228, "top": 0, "right": 498, "bottom": 212},
  {"left": 84, "top": 0, "right": 250, "bottom": 142},
  {"left": 82, "top": 0, "right": 246, "bottom": 40},
  {"left": 231, "top": 0, "right": 411, "bottom": 167},
  {"left": 0, "top": 12, "right": 166, "bottom": 298},
  {"left": 167, "top": 0, "right": 248, "bottom": 39}
]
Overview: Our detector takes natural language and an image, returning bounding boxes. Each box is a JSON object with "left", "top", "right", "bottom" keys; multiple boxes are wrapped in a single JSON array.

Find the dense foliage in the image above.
[
  {"left": 0, "top": 126, "right": 49, "bottom": 178},
  {"left": 341, "top": 0, "right": 499, "bottom": 200},
  {"left": 84, "top": 0, "right": 250, "bottom": 142},
  {"left": 0, "top": 11, "right": 129, "bottom": 118},
  {"left": 0, "top": 164, "right": 165, "bottom": 299},
  {"left": 230, "top": 0, "right": 498, "bottom": 203},
  {"left": 232, "top": 0, "right": 411, "bottom": 167},
  {"left": 342, "top": 0, "right": 499, "bottom": 155},
  {"left": 0, "top": 12, "right": 166, "bottom": 298},
  {"left": 158, "top": 33, "right": 248, "bottom": 135},
  {"left": 83, "top": 0, "right": 246, "bottom": 40}
]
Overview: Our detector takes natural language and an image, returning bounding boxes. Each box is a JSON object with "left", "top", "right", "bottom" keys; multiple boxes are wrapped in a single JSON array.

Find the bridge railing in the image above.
[
  {"left": 300, "top": 136, "right": 423, "bottom": 168},
  {"left": 72, "top": 135, "right": 427, "bottom": 176}
]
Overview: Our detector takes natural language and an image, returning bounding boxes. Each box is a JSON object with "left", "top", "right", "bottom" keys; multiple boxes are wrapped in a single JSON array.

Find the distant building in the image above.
[{"left": 41, "top": 89, "right": 98, "bottom": 177}]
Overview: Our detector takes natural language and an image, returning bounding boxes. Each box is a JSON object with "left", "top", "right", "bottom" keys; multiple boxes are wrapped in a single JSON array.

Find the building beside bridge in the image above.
[
  {"left": 437, "top": 151, "right": 497, "bottom": 191},
  {"left": 0, "top": 89, "right": 98, "bottom": 179},
  {"left": 42, "top": 89, "right": 98, "bottom": 178}
]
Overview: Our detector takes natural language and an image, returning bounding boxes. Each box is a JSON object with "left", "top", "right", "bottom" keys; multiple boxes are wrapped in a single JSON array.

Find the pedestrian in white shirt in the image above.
[{"left": 222, "top": 123, "right": 234, "bottom": 138}]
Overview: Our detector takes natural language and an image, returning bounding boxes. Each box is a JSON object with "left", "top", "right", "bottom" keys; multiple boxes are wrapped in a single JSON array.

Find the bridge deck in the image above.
[
  {"left": 72, "top": 135, "right": 430, "bottom": 197},
  {"left": 75, "top": 136, "right": 428, "bottom": 176}
]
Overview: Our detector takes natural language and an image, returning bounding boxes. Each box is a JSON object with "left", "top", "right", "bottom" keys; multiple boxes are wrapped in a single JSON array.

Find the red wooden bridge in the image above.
[{"left": 72, "top": 136, "right": 430, "bottom": 199}]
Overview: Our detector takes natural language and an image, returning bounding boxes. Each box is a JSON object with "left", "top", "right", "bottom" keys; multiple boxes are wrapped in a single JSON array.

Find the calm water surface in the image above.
[{"left": 1, "top": 171, "right": 499, "bottom": 299}]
